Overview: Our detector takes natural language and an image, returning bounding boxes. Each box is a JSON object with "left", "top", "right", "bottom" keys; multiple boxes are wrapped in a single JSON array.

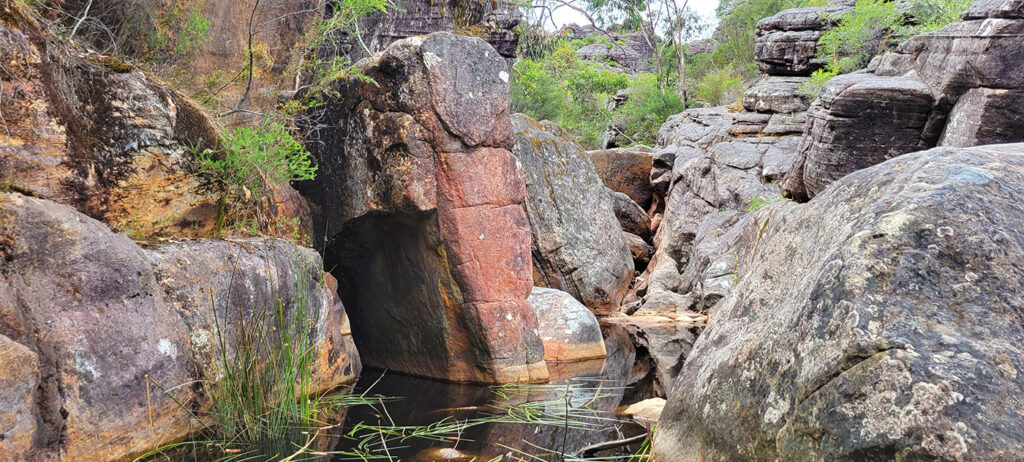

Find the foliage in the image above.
[
  {"left": 615, "top": 74, "right": 686, "bottom": 146},
  {"left": 899, "top": 0, "right": 973, "bottom": 33},
  {"left": 696, "top": 66, "right": 744, "bottom": 106},
  {"left": 196, "top": 121, "right": 317, "bottom": 200},
  {"left": 511, "top": 43, "right": 630, "bottom": 148}
]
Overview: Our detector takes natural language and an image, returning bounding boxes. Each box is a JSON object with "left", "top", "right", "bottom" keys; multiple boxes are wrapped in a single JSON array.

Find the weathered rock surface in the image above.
[
  {"left": 655, "top": 144, "right": 1024, "bottom": 461},
  {"left": 624, "top": 231, "right": 653, "bottom": 269},
  {"left": 0, "top": 334, "right": 39, "bottom": 460},
  {"left": 0, "top": 192, "right": 360, "bottom": 461},
  {"left": 784, "top": 7, "right": 1024, "bottom": 199},
  {"left": 511, "top": 114, "right": 634, "bottom": 315},
  {"left": 357, "top": 0, "right": 522, "bottom": 60},
  {"left": 589, "top": 148, "right": 655, "bottom": 209},
  {"left": 297, "top": 33, "right": 547, "bottom": 384},
  {"left": 528, "top": 287, "right": 607, "bottom": 362},
  {"left": 742, "top": 76, "right": 812, "bottom": 113},
  {"left": 0, "top": 4, "right": 309, "bottom": 240},
  {"left": 576, "top": 30, "right": 657, "bottom": 72},
  {"left": 754, "top": 6, "right": 849, "bottom": 76},
  {"left": 609, "top": 189, "right": 652, "bottom": 238}
]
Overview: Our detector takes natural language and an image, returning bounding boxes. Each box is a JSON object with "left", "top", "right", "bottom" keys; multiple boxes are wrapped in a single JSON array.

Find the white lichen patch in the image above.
[
  {"left": 74, "top": 352, "right": 102, "bottom": 379},
  {"left": 423, "top": 52, "right": 441, "bottom": 69},
  {"left": 499, "top": 71, "right": 509, "bottom": 83},
  {"left": 157, "top": 338, "right": 178, "bottom": 359}
]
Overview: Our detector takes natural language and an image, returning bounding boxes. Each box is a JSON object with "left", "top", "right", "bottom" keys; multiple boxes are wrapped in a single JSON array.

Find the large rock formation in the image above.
[
  {"left": 654, "top": 144, "right": 1024, "bottom": 461},
  {"left": 575, "top": 29, "right": 657, "bottom": 72},
  {"left": 0, "top": 4, "right": 310, "bottom": 240},
  {"left": 754, "top": 5, "right": 851, "bottom": 76},
  {"left": 0, "top": 192, "right": 359, "bottom": 461},
  {"left": 510, "top": 114, "right": 634, "bottom": 315},
  {"left": 296, "top": 33, "right": 547, "bottom": 384},
  {"left": 783, "top": 2, "right": 1024, "bottom": 199},
  {"left": 589, "top": 148, "right": 656, "bottom": 210}
]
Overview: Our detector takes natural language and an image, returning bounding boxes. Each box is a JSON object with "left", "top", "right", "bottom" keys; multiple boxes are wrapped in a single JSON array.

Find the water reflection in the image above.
[{"left": 329, "top": 325, "right": 645, "bottom": 460}]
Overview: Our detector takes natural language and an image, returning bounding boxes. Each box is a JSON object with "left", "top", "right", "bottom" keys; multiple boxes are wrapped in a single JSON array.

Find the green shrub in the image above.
[
  {"left": 197, "top": 121, "right": 317, "bottom": 199},
  {"left": 616, "top": 74, "right": 686, "bottom": 146},
  {"left": 899, "top": 0, "right": 973, "bottom": 33},
  {"left": 696, "top": 67, "right": 745, "bottom": 106},
  {"left": 801, "top": 0, "right": 902, "bottom": 95}
]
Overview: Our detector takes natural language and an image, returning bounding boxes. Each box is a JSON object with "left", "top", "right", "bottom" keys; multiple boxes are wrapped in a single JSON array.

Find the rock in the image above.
[
  {"left": 760, "top": 135, "right": 802, "bottom": 182},
  {"left": 657, "top": 107, "right": 734, "bottom": 149},
  {"left": 964, "top": 0, "right": 1024, "bottom": 18},
  {"left": 0, "top": 335, "right": 39, "bottom": 460},
  {"left": 655, "top": 144, "right": 1024, "bottom": 461},
  {"left": 358, "top": 0, "right": 522, "bottom": 60},
  {"left": 939, "top": 88, "right": 1024, "bottom": 147},
  {"left": 511, "top": 114, "right": 634, "bottom": 315},
  {"left": 589, "top": 148, "right": 655, "bottom": 208},
  {"left": 603, "top": 313, "right": 703, "bottom": 396},
  {"left": 763, "top": 111, "right": 807, "bottom": 136},
  {"left": 0, "top": 192, "right": 197, "bottom": 461},
  {"left": 0, "top": 192, "right": 361, "bottom": 461},
  {"left": 616, "top": 397, "right": 667, "bottom": 423},
  {"left": 785, "top": 11, "right": 1024, "bottom": 199},
  {"left": 754, "top": 6, "right": 850, "bottom": 76},
  {"left": 576, "top": 30, "right": 657, "bottom": 72},
  {"left": 528, "top": 287, "right": 608, "bottom": 363},
  {"left": 783, "top": 72, "right": 938, "bottom": 200},
  {"left": 0, "top": 4, "right": 308, "bottom": 241},
  {"left": 296, "top": 33, "right": 546, "bottom": 384},
  {"left": 742, "top": 77, "right": 812, "bottom": 113},
  {"left": 609, "top": 190, "right": 652, "bottom": 238},
  {"left": 624, "top": 232, "right": 653, "bottom": 269}
]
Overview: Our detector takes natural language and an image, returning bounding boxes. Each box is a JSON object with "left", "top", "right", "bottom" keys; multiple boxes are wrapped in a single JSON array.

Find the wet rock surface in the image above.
[
  {"left": 297, "top": 33, "right": 547, "bottom": 384},
  {"left": 511, "top": 114, "right": 634, "bottom": 315},
  {"left": 655, "top": 144, "right": 1024, "bottom": 461}
]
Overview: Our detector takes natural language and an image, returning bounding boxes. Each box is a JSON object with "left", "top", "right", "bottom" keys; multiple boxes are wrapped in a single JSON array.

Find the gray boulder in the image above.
[
  {"left": 655, "top": 144, "right": 1024, "bottom": 461},
  {"left": 754, "top": 6, "right": 850, "bottom": 76},
  {"left": 742, "top": 76, "right": 812, "bottom": 113},
  {"left": 511, "top": 114, "right": 634, "bottom": 315},
  {"left": 528, "top": 287, "right": 607, "bottom": 362}
]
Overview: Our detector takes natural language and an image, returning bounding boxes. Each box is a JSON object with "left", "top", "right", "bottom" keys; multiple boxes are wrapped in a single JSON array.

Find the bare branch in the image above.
[{"left": 68, "top": 0, "right": 94, "bottom": 40}]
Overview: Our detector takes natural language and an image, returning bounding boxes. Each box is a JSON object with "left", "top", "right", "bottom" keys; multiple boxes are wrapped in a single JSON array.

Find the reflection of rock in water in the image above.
[{"left": 331, "top": 324, "right": 649, "bottom": 459}]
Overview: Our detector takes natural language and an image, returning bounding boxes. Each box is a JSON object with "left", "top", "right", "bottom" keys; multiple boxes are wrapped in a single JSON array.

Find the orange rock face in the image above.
[{"left": 296, "top": 33, "right": 547, "bottom": 384}]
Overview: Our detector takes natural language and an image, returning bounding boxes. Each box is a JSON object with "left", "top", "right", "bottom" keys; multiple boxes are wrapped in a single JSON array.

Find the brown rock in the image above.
[
  {"left": 0, "top": 334, "right": 39, "bottom": 460},
  {"left": 589, "top": 148, "right": 656, "bottom": 208},
  {"left": 296, "top": 33, "right": 547, "bottom": 384}
]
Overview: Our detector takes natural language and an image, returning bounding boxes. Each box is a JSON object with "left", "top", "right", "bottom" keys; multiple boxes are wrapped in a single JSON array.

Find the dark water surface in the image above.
[{"left": 328, "top": 326, "right": 647, "bottom": 461}]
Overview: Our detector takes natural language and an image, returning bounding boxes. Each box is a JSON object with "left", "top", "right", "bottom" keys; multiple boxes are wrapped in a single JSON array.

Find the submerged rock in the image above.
[
  {"left": 655, "top": 144, "right": 1024, "bottom": 460},
  {"left": 528, "top": 287, "right": 607, "bottom": 363},
  {"left": 297, "top": 33, "right": 547, "bottom": 384},
  {"left": 511, "top": 114, "right": 634, "bottom": 315}
]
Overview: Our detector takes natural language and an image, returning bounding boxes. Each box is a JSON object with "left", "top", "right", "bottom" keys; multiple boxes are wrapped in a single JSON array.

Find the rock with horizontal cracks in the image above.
[
  {"left": 528, "top": 287, "right": 607, "bottom": 362},
  {"left": 655, "top": 144, "right": 1024, "bottom": 461},
  {"left": 0, "top": 192, "right": 360, "bottom": 461},
  {"left": 754, "top": 6, "right": 850, "bottom": 76},
  {"left": 510, "top": 114, "right": 634, "bottom": 315},
  {"left": 296, "top": 33, "right": 547, "bottom": 384}
]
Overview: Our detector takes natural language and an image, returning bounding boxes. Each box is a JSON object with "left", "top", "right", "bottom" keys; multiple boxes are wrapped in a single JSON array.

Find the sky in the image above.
[{"left": 543, "top": 0, "right": 721, "bottom": 35}]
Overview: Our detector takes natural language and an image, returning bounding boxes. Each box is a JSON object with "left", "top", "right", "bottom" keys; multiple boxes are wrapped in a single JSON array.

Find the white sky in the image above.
[{"left": 544, "top": 0, "right": 721, "bottom": 36}]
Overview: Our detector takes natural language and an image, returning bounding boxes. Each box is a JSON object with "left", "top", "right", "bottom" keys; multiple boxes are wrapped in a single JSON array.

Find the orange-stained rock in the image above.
[
  {"left": 296, "top": 33, "right": 547, "bottom": 384},
  {"left": 0, "top": 4, "right": 310, "bottom": 241}
]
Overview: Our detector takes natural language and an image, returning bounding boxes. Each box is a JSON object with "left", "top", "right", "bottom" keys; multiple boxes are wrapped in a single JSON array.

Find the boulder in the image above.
[
  {"left": 754, "top": 6, "right": 849, "bottom": 76},
  {"left": 511, "top": 114, "right": 634, "bottom": 315},
  {"left": 528, "top": 287, "right": 608, "bottom": 362},
  {"left": 609, "top": 189, "right": 652, "bottom": 238},
  {"left": 655, "top": 144, "right": 1024, "bottom": 461},
  {"left": 785, "top": 10, "right": 1024, "bottom": 199},
  {"left": 624, "top": 231, "right": 654, "bottom": 269},
  {"left": 296, "top": 33, "right": 547, "bottom": 384},
  {"left": 589, "top": 148, "right": 655, "bottom": 209},
  {"left": 742, "top": 77, "right": 812, "bottom": 113},
  {"left": 0, "top": 192, "right": 361, "bottom": 461},
  {"left": 576, "top": 31, "right": 656, "bottom": 72}
]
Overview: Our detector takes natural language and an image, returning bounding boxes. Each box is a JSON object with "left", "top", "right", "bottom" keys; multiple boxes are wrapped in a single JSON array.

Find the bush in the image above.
[
  {"left": 616, "top": 74, "right": 686, "bottom": 146},
  {"left": 696, "top": 67, "right": 745, "bottom": 106},
  {"left": 899, "top": 0, "right": 973, "bottom": 33},
  {"left": 197, "top": 121, "right": 317, "bottom": 200}
]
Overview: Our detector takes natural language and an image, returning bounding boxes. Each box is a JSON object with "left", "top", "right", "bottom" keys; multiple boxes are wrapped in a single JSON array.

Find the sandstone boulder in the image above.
[
  {"left": 576, "top": 31, "right": 657, "bottom": 72},
  {"left": 511, "top": 114, "right": 634, "bottom": 315},
  {"left": 0, "top": 335, "right": 39, "bottom": 460},
  {"left": 589, "top": 148, "right": 655, "bottom": 209},
  {"left": 609, "top": 189, "right": 652, "bottom": 238},
  {"left": 742, "top": 76, "right": 812, "bottom": 113},
  {"left": 754, "top": 6, "right": 849, "bottom": 76},
  {"left": 0, "top": 192, "right": 360, "bottom": 460},
  {"left": 655, "top": 144, "right": 1024, "bottom": 461},
  {"left": 296, "top": 33, "right": 547, "bottom": 384},
  {"left": 528, "top": 287, "right": 607, "bottom": 362}
]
